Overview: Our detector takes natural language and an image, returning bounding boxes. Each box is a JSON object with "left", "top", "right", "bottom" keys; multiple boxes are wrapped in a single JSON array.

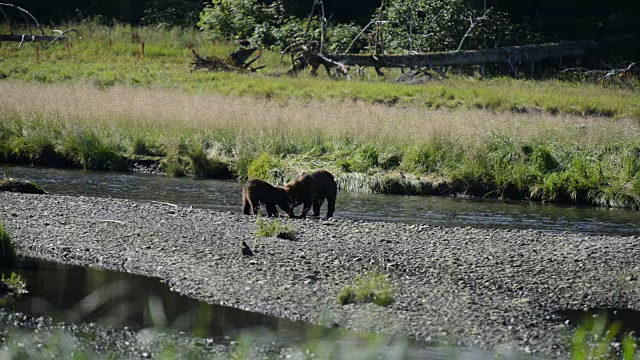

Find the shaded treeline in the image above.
[{"left": 9, "top": 1, "right": 640, "bottom": 59}]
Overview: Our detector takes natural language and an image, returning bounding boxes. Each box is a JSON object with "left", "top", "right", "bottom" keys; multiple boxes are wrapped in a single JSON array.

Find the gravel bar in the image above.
[{"left": 2, "top": 192, "right": 639, "bottom": 356}]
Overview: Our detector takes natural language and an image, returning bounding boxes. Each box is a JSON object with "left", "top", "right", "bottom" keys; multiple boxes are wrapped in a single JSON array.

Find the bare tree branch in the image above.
[
  {"left": 0, "top": 2, "right": 45, "bottom": 36},
  {"left": 342, "top": 20, "right": 375, "bottom": 55},
  {"left": 456, "top": 9, "right": 489, "bottom": 52}
]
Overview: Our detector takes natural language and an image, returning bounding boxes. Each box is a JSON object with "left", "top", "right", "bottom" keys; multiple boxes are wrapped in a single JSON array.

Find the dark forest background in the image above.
[{"left": 9, "top": 0, "right": 640, "bottom": 59}]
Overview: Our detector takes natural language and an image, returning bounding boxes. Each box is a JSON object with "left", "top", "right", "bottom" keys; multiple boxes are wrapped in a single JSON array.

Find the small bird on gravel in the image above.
[{"left": 242, "top": 241, "right": 254, "bottom": 257}]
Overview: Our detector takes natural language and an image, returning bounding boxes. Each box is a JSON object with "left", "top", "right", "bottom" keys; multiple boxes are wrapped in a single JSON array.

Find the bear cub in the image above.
[{"left": 242, "top": 178, "right": 292, "bottom": 217}]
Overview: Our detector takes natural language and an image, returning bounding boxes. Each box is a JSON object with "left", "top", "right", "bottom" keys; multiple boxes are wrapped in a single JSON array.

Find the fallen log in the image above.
[
  {"left": 0, "top": 29, "right": 75, "bottom": 46},
  {"left": 0, "top": 34, "right": 71, "bottom": 43},
  {"left": 327, "top": 41, "right": 597, "bottom": 69}
]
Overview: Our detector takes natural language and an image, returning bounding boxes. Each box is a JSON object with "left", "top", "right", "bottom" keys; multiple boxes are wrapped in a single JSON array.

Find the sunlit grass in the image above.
[
  {"left": 255, "top": 216, "right": 296, "bottom": 240},
  {"left": 0, "top": 23, "right": 638, "bottom": 119},
  {"left": 1, "top": 21, "right": 640, "bottom": 207},
  {"left": 337, "top": 270, "right": 395, "bottom": 307},
  {"left": 1, "top": 81, "right": 639, "bottom": 208}
]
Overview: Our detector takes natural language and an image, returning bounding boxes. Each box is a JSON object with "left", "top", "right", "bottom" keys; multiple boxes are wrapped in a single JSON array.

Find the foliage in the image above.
[
  {"left": 326, "top": 22, "right": 368, "bottom": 53},
  {"left": 200, "top": 1, "right": 368, "bottom": 53},
  {"left": 255, "top": 216, "right": 296, "bottom": 240},
  {"left": 0, "top": 223, "right": 17, "bottom": 269},
  {"left": 253, "top": 16, "right": 315, "bottom": 50},
  {"left": 337, "top": 270, "right": 394, "bottom": 307},
  {"left": 247, "top": 153, "right": 281, "bottom": 180},
  {"left": 198, "top": 0, "right": 286, "bottom": 41},
  {"left": 382, "top": 0, "right": 514, "bottom": 53}
]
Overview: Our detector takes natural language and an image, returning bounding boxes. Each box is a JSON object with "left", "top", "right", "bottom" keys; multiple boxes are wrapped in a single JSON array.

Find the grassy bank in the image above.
[
  {"left": 1, "top": 23, "right": 639, "bottom": 119},
  {"left": 1, "top": 81, "right": 639, "bottom": 209}
]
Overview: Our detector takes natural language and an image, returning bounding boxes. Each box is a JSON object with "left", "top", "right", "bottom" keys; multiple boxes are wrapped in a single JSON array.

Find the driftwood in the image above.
[
  {"left": 558, "top": 62, "right": 637, "bottom": 86},
  {"left": 228, "top": 46, "right": 265, "bottom": 71},
  {"left": 191, "top": 47, "right": 265, "bottom": 73},
  {"left": 282, "top": 43, "right": 349, "bottom": 79},
  {"left": 328, "top": 41, "right": 597, "bottom": 71}
]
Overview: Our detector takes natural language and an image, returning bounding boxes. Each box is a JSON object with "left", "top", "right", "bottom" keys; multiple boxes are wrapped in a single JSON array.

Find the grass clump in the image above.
[
  {"left": 570, "top": 316, "right": 637, "bottom": 360},
  {"left": 0, "top": 223, "right": 17, "bottom": 269},
  {"left": 1, "top": 272, "right": 26, "bottom": 294},
  {"left": 337, "top": 271, "right": 394, "bottom": 307},
  {"left": 255, "top": 216, "right": 296, "bottom": 240},
  {"left": 186, "top": 145, "right": 231, "bottom": 179},
  {"left": 61, "top": 129, "right": 125, "bottom": 171}
]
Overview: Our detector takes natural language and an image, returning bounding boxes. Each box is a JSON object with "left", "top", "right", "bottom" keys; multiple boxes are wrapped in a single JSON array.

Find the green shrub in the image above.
[
  {"left": 383, "top": 0, "right": 514, "bottom": 53},
  {"left": 198, "top": 0, "right": 280, "bottom": 41},
  {"left": 255, "top": 216, "right": 296, "bottom": 240},
  {"left": 0, "top": 223, "right": 17, "bottom": 269},
  {"left": 247, "top": 153, "right": 280, "bottom": 180},
  {"left": 337, "top": 271, "right": 394, "bottom": 307},
  {"left": 531, "top": 146, "right": 560, "bottom": 173}
]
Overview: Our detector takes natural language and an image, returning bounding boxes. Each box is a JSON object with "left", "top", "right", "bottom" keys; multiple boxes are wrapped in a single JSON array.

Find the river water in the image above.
[
  {"left": 1, "top": 166, "right": 639, "bottom": 236},
  {"left": 0, "top": 258, "right": 499, "bottom": 359}
]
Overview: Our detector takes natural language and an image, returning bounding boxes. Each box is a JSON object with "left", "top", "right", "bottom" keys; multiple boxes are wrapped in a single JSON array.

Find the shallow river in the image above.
[
  {"left": 2, "top": 166, "right": 639, "bottom": 236},
  {"left": 1, "top": 258, "right": 498, "bottom": 359}
]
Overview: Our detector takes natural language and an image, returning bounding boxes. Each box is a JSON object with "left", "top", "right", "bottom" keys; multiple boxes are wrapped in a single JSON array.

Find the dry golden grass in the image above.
[{"left": 1, "top": 80, "right": 638, "bottom": 148}]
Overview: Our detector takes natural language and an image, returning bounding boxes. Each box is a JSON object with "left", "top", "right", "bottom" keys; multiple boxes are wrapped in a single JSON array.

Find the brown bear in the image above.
[
  {"left": 285, "top": 170, "right": 337, "bottom": 218},
  {"left": 242, "top": 179, "right": 293, "bottom": 217}
]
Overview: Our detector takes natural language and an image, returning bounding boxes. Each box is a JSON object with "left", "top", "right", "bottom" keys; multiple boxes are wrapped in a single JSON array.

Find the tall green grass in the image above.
[
  {"left": 1, "top": 111, "right": 640, "bottom": 208},
  {"left": 0, "top": 22, "right": 639, "bottom": 119}
]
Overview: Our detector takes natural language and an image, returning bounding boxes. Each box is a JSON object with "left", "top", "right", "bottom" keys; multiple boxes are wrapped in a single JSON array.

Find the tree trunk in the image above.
[{"left": 327, "top": 41, "right": 596, "bottom": 68}]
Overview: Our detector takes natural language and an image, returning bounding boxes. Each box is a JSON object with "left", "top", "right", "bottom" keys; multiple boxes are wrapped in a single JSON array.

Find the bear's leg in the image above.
[
  {"left": 266, "top": 203, "right": 279, "bottom": 217},
  {"left": 312, "top": 196, "right": 325, "bottom": 217},
  {"left": 280, "top": 203, "right": 294, "bottom": 218},
  {"left": 326, "top": 194, "right": 336, "bottom": 218},
  {"left": 242, "top": 194, "right": 252, "bottom": 215},
  {"left": 250, "top": 196, "right": 261, "bottom": 215},
  {"left": 299, "top": 195, "right": 313, "bottom": 218}
]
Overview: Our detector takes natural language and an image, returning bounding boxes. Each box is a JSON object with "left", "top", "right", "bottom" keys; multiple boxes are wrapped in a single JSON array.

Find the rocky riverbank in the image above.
[{"left": 1, "top": 192, "right": 639, "bottom": 356}]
